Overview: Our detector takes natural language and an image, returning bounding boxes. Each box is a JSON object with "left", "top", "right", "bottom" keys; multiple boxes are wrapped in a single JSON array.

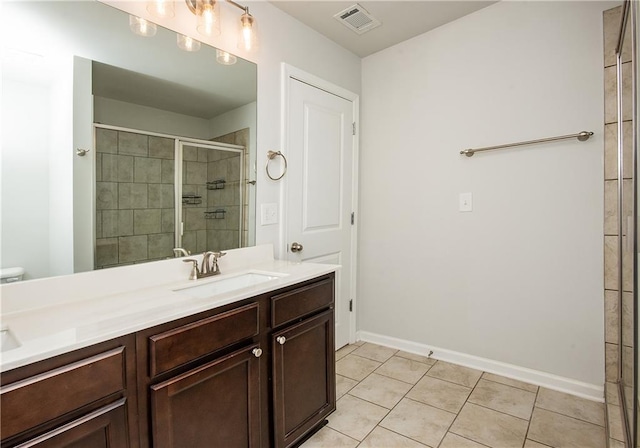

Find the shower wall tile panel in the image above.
[
  {"left": 605, "top": 290, "right": 619, "bottom": 344},
  {"left": 604, "top": 63, "right": 633, "bottom": 124},
  {"left": 95, "top": 131, "right": 175, "bottom": 269}
]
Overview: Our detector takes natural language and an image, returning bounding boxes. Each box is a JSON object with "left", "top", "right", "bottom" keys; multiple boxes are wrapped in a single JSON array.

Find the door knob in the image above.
[
  {"left": 290, "top": 242, "right": 303, "bottom": 253},
  {"left": 252, "top": 347, "right": 263, "bottom": 358},
  {"left": 276, "top": 336, "right": 286, "bottom": 345}
]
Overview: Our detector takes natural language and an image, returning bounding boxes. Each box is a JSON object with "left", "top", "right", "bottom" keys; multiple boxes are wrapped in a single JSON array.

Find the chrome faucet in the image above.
[{"left": 183, "top": 251, "right": 227, "bottom": 280}]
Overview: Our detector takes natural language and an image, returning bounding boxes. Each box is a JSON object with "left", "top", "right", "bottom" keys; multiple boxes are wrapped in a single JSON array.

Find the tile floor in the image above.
[{"left": 301, "top": 342, "right": 607, "bottom": 448}]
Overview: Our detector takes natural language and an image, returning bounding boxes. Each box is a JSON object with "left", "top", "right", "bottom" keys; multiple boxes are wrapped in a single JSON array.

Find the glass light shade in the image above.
[
  {"left": 129, "top": 15, "right": 157, "bottom": 37},
  {"left": 146, "top": 0, "right": 175, "bottom": 19},
  {"left": 216, "top": 49, "right": 237, "bottom": 65},
  {"left": 177, "top": 34, "right": 201, "bottom": 52},
  {"left": 196, "top": 0, "right": 220, "bottom": 37},
  {"left": 238, "top": 11, "right": 258, "bottom": 52}
]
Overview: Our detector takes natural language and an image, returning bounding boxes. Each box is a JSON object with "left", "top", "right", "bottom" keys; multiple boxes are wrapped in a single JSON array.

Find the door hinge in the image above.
[
  {"left": 351, "top": 212, "right": 355, "bottom": 225},
  {"left": 349, "top": 299, "right": 353, "bottom": 312},
  {"left": 352, "top": 122, "right": 356, "bottom": 135}
]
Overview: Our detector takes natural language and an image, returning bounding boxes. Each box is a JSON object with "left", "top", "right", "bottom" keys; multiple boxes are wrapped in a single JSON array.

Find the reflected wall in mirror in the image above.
[{"left": 1, "top": 1, "right": 257, "bottom": 282}]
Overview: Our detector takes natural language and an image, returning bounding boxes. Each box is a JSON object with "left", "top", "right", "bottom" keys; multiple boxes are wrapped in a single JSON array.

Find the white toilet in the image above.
[{"left": 0, "top": 267, "right": 25, "bottom": 284}]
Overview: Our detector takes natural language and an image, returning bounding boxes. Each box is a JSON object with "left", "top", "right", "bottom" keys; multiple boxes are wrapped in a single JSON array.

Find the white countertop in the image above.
[{"left": 0, "top": 245, "right": 338, "bottom": 372}]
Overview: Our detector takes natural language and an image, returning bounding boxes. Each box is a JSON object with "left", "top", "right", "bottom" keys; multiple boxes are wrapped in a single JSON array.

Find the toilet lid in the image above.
[{"left": 0, "top": 267, "right": 24, "bottom": 279}]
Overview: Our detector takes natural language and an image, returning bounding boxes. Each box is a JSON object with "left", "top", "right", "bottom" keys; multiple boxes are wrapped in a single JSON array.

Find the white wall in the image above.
[
  {"left": 102, "top": 1, "right": 362, "bottom": 258},
  {"left": 1, "top": 78, "right": 52, "bottom": 280},
  {"left": 94, "top": 96, "right": 214, "bottom": 139},
  {"left": 359, "top": 1, "right": 609, "bottom": 387}
]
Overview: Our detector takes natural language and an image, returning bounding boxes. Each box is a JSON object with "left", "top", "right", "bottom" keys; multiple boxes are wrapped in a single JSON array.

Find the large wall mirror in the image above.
[{"left": 1, "top": 1, "right": 257, "bottom": 282}]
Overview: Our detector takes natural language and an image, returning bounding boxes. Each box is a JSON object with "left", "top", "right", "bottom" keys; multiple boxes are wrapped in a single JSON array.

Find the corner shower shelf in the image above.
[
  {"left": 206, "top": 179, "right": 226, "bottom": 190},
  {"left": 182, "top": 194, "right": 202, "bottom": 205},
  {"left": 205, "top": 209, "right": 226, "bottom": 219}
]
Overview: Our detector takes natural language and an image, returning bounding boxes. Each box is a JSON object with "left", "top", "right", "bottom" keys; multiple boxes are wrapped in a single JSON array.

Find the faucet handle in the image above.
[
  {"left": 183, "top": 259, "right": 199, "bottom": 280},
  {"left": 212, "top": 251, "right": 226, "bottom": 260}
]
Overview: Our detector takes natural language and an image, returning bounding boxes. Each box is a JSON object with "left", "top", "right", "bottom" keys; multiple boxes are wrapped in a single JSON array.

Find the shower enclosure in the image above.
[{"left": 94, "top": 125, "right": 247, "bottom": 269}]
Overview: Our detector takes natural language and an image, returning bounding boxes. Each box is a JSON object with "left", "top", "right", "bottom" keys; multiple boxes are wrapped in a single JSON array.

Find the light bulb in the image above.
[
  {"left": 216, "top": 49, "right": 237, "bottom": 65},
  {"left": 129, "top": 15, "right": 157, "bottom": 37},
  {"left": 147, "top": 0, "right": 175, "bottom": 19},
  {"left": 238, "top": 11, "right": 257, "bottom": 52},
  {"left": 177, "top": 34, "right": 201, "bottom": 52},
  {"left": 196, "top": 0, "right": 220, "bottom": 37}
]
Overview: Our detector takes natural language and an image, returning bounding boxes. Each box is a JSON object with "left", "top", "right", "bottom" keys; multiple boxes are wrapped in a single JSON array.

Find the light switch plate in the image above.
[
  {"left": 261, "top": 203, "right": 278, "bottom": 225},
  {"left": 459, "top": 193, "right": 473, "bottom": 212}
]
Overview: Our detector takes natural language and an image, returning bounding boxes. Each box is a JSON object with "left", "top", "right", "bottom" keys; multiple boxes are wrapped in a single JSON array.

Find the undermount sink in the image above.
[
  {"left": 1, "top": 328, "right": 21, "bottom": 352},
  {"left": 173, "top": 272, "right": 281, "bottom": 299}
]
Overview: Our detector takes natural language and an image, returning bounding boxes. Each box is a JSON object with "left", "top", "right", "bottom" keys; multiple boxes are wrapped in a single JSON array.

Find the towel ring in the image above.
[{"left": 266, "top": 150, "right": 287, "bottom": 181}]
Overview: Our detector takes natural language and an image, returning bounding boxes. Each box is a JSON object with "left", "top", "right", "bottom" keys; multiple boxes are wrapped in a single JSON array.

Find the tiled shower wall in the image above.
[
  {"left": 603, "top": 5, "right": 632, "bottom": 447},
  {"left": 212, "top": 128, "right": 251, "bottom": 247},
  {"left": 181, "top": 146, "right": 243, "bottom": 254},
  {"left": 95, "top": 128, "right": 175, "bottom": 269}
]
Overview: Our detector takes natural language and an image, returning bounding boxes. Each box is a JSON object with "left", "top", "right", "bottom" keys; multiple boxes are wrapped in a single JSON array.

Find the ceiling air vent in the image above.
[{"left": 333, "top": 4, "right": 381, "bottom": 35}]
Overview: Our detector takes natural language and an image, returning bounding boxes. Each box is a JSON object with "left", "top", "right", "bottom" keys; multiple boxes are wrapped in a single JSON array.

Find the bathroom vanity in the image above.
[{"left": 0, "top": 248, "right": 337, "bottom": 448}]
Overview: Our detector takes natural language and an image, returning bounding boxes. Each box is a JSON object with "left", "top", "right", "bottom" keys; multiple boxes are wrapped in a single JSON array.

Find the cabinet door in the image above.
[
  {"left": 13, "top": 399, "right": 128, "bottom": 448},
  {"left": 272, "top": 310, "right": 335, "bottom": 448},
  {"left": 150, "top": 344, "right": 261, "bottom": 448}
]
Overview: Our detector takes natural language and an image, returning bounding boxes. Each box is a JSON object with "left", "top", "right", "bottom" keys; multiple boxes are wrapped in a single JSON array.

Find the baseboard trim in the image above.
[{"left": 357, "top": 331, "right": 604, "bottom": 402}]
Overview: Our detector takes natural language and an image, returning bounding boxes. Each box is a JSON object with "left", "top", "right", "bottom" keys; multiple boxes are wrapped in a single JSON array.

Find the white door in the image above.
[{"left": 285, "top": 76, "right": 356, "bottom": 349}]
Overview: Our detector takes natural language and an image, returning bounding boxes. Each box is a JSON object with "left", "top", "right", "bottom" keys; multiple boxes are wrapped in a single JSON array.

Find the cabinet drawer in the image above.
[
  {"left": 149, "top": 302, "right": 259, "bottom": 377},
  {"left": 1, "top": 347, "right": 126, "bottom": 440},
  {"left": 271, "top": 278, "right": 334, "bottom": 328}
]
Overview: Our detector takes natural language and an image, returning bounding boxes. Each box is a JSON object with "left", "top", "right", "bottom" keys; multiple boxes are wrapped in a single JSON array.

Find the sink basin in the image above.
[
  {"left": 173, "top": 273, "right": 281, "bottom": 299},
  {"left": 1, "top": 328, "right": 21, "bottom": 352}
]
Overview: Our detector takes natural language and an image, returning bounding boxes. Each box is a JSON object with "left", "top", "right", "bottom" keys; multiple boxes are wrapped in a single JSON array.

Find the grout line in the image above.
[
  {"left": 480, "top": 375, "right": 539, "bottom": 394},
  {"left": 522, "top": 384, "right": 541, "bottom": 446},
  {"left": 532, "top": 405, "right": 606, "bottom": 428}
]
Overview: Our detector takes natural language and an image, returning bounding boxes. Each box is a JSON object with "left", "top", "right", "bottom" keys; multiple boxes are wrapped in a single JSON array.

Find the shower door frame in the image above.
[
  {"left": 175, "top": 139, "right": 246, "bottom": 252},
  {"left": 616, "top": 1, "right": 639, "bottom": 447}
]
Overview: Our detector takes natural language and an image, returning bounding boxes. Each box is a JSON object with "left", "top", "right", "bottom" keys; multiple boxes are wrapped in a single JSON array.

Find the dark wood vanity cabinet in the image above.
[
  {"left": 0, "top": 335, "right": 138, "bottom": 448},
  {"left": 0, "top": 272, "right": 335, "bottom": 448},
  {"left": 270, "top": 277, "right": 336, "bottom": 448}
]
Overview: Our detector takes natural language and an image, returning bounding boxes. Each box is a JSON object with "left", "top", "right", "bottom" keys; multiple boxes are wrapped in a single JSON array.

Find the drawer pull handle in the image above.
[
  {"left": 252, "top": 347, "right": 263, "bottom": 358},
  {"left": 276, "top": 336, "right": 286, "bottom": 345}
]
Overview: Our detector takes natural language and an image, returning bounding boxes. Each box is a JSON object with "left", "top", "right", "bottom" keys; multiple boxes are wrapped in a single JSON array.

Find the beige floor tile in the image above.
[
  {"left": 406, "top": 375, "right": 472, "bottom": 414},
  {"left": 358, "top": 427, "right": 427, "bottom": 448},
  {"left": 349, "top": 373, "right": 412, "bottom": 409},
  {"left": 524, "top": 440, "right": 551, "bottom": 448},
  {"left": 481, "top": 372, "right": 538, "bottom": 393},
  {"left": 327, "top": 395, "right": 388, "bottom": 441},
  {"left": 527, "top": 408, "right": 606, "bottom": 448},
  {"left": 468, "top": 379, "right": 536, "bottom": 420},
  {"left": 379, "top": 398, "right": 455, "bottom": 447},
  {"left": 449, "top": 403, "right": 528, "bottom": 448},
  {"left": 336, "top": 354, "right": 382, "bottom": 381},
  {"left": 336, "top": 374, "right": 358, "bottom": 400},
  {"left": 336, "top": 344, "right": 358, "bottom": 361},
  {"left": 351, "top": 343, "right": 398, "bottom": 363},
  {"left": 439, "top": 433, "right": 488, "bottom": 448},
  {"left": 299, "top": 427, "right": 359, "bottom": 448},
  {"left": 535, "top": 388, "right": 605, "bottom": 426},
  {"left": 395, "top": 351, "right": 437, "bottom": 366},
  {"left": 608, "top": 405, "right": 624, "bottom": 442},
  {"left": 353, "top": 340, "right": 365, "bottom": 346},
  {"left": 427, "top": 361, "right": 482, "bottom": 388},
  {"left": 375, "top": 356, "right": 431, "bottom": 384}
]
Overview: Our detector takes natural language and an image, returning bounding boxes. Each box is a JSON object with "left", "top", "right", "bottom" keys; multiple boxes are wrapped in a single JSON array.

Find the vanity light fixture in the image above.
[
  {"left": 177, "top": 33, "right": 201, "bottom": 52},
  {"left": 146, "top": 0, "right": 175, "bottom": 19},
  {"left": 185, "top": 0, "right": 258, "bottom": 52},
  {"left": 216, "top": 49, "right": 237, "bottom": 65},
  {"left": 129, "top": 15, "right": 158, "bottom": 37}
]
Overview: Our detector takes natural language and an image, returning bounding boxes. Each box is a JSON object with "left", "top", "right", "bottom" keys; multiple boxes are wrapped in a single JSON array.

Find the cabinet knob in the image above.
[
  {"left": 276, "top": 336, "right": 286, "bottom": 345},
  {"left": 252, "top": 347, "right": 263, "bottom": 358}
]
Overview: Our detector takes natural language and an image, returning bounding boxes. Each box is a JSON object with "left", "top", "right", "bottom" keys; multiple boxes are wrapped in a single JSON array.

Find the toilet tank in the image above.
[{"left": 0, "top": 267, "right": 25, "bottom": 284}]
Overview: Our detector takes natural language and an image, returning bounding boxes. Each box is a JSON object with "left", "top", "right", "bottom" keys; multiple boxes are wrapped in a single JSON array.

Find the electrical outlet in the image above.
[
  {"left": 261, "top": 203, "right": 278, "bottom": 225},
  {"left": 459, "top": 193, "right": 473, "bottom": 212}
]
